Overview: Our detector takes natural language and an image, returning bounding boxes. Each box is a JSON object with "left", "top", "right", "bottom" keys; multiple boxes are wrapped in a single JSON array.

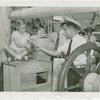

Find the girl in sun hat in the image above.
[{"left": 64, "top": 16, "right": 81, "bottom": 28}]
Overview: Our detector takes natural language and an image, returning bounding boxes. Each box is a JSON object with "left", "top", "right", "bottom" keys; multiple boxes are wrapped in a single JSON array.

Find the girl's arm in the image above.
[{"left": 39, "top": 46, "right": 59, "bottom": 57}]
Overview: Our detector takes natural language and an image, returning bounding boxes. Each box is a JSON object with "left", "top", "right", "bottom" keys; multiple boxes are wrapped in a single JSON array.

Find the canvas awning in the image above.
[{"left": 10, "top": 7, "right": 100, "bottom": 20}]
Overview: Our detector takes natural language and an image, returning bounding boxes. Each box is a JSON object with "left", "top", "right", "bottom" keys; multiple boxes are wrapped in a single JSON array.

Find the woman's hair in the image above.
[
  {"left": 16, "top": 19, "right": 26, "bottom": 30},
  {"left": 34, "top": 18, "right": 41, "bottom": 24},
  {"left": 34, "top": 18, "right": 44, "bottom": 28}
]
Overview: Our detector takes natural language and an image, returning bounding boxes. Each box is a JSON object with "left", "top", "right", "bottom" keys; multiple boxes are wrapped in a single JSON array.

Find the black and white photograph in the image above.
[
  {"left": 0, "top": 1, "right": 100, "bottom": 98},
  {"left": 1, "top": 6, "right": 100, "bottom": 92}
]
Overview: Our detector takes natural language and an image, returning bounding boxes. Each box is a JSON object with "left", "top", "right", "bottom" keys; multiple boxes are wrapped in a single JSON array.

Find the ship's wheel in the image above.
[{"left": 57, "top": 42, "right": 100, "bottom": 92}]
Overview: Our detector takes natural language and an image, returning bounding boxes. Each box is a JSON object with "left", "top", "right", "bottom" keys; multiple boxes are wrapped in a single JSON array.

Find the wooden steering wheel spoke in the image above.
[
  {"left": 64, "top": 83, "right": 80, "bottom": 91},
  {"left": 70, "top": 63, "right": 83, "bottom": 78}
]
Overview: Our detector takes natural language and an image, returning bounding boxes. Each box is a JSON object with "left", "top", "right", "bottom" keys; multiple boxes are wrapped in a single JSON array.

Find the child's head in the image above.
[
  {"left": 33, "top": 27, "right": 38, "bottom": 35},
  {"left": 34, "top": 18, "right": 41, "bottom": 28},
  {"left": 16, "top": 20, "right": 26, "bottom": 34}
]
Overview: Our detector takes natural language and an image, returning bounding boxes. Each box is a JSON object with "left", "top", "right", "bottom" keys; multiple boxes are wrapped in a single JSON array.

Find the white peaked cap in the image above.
[
  {"left": 52, "top": 16, "right": 65, "bottom": 22},
  {"left": 64, "top": 16, "right": 81, "bottom": 28}
]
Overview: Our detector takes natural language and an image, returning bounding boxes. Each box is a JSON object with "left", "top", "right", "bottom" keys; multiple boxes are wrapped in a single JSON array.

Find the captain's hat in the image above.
[
  {"left": 52, "top": 16, "right": 64, "bottom": 22},
  {"left": 64, "top": 16, "right": 81, "bottom": 28}
]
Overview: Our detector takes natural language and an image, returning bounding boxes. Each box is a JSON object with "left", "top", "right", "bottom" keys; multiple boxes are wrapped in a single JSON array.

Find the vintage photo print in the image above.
[{"left": 0, "top": 0, "right": 100, "bottom": 99}]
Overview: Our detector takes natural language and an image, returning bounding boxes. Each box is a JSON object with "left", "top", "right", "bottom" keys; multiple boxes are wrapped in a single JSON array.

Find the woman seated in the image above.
[
  {"left": 29, "top": 18, "right": 48, "bottom": 46},
  {"left": 31, "top": 18, "right": 47, "bottom": 40}
]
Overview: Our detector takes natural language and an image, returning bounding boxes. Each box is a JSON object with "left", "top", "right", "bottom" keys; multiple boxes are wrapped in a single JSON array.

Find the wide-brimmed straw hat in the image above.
[
  {"left": 53, "top": 16, "right": 81, "bottom": 28},
  {"left": 64, "top": 16, "right": 81, "bottom": 28}
]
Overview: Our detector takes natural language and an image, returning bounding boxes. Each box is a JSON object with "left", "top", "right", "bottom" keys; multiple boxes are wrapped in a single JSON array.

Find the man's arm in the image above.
[{"left": 39, "top": 47, "right": 59, "bottom": 57}]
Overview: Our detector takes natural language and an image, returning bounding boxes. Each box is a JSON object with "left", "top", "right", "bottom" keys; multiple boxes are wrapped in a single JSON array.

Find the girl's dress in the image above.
[{"left": 10, "top": 31, "right": 30, "bottom": 53}]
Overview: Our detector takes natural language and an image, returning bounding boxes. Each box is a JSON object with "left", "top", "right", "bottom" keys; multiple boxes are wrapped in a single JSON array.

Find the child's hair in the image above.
[{"left": 16, "top": 19, "right": 26, "bottom": 30}]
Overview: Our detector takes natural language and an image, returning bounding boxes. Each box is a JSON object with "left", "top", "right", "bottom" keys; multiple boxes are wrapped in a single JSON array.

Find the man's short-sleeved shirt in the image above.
[{"left": 57, "top": 34, "right": 87, "bottom": 66}]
